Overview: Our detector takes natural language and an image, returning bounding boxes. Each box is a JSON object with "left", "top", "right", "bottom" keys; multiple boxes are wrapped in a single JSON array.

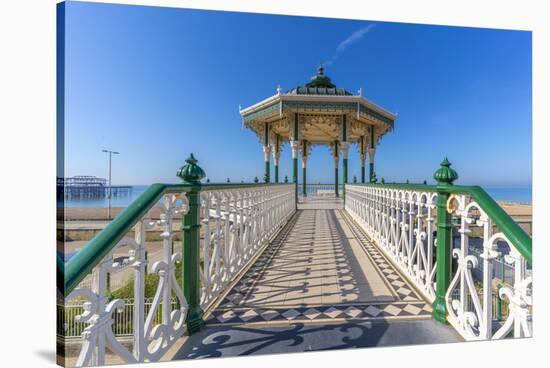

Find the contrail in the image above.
[{"left": 325, "top": 23, "right": 376, "bottom": 66}]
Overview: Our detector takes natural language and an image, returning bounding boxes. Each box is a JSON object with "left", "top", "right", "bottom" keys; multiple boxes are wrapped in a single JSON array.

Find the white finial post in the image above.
[
  {"left": 276, "top": 85, "right": 282, "bottom": 94},
  {"left": 358, "top": 87, "right": 362, "bottom": 96}
]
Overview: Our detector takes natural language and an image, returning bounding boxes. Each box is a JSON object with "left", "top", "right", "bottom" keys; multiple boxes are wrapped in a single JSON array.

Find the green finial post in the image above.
[
  {"left": 226, "top": 178, "right": 230, "bottom": 183},
  {"left": 206, "top": 178, "right": 210, "bottom": 183},
  {"left": 177, "top": 154, "right": 205, "bottom": 333},
  {"left": 284, "top": 175, "right": 289, "bottom": 183},
  {"left": 434, "top": 157, "right": 458, "bottom": 186},
  {"left": 177, "top": 153, "right": 205, "bottom": 184},
  {"left": 381, "top": 177, "right": 385, "bottom": 184},
  {"left": 432, "top": 157, "right": 458, "bottom": 324},
  {"left": 254, "top": 176, "right": 259, "bottom": 183}
]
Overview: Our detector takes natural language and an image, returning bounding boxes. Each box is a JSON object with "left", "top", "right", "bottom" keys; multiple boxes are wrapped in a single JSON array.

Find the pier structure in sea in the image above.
[{"left": 57, "top": 175, "right": 132, "bottom": 199}]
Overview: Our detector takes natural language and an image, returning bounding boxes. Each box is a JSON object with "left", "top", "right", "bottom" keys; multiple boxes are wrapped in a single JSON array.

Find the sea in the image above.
[{"left": 59, "top": 185, "right": 532, "bottom": 209}]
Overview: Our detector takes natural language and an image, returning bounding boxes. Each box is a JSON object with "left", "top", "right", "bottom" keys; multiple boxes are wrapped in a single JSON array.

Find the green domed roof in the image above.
[{"left": 287, "top": 65, "right": 353, "bottom": 96}]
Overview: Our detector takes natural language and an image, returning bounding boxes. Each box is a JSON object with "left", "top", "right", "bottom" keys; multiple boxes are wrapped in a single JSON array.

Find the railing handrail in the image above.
[
  {"left": 345, "top": 182, "right": 532, "bottom": 264},
  {"left": 58, "top": 182, "right": 293, "bottom": 295}
]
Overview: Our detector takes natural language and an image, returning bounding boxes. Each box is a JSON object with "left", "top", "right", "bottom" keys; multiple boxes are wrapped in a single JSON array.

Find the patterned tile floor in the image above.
[{"left": 206, "top": 205, "right": 432, "bottom": 326}]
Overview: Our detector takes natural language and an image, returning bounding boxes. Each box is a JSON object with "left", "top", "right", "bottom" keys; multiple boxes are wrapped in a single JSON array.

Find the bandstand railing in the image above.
[
  {"left": 56, "top": 155, "right": 296, "bottom": 366},
  {"left": 344, "top": 159, "right": 532, "bottom": 341},
  {"left": 297, "top": 183, "right": 343, "bottom": 197}
]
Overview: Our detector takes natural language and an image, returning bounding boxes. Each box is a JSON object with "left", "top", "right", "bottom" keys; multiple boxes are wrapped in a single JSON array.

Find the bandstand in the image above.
[
  {"left": 58, "top": 67, "right": 532, "bottom": 367},
  {"left": 240, "top": 65, "right": 397, "bottom": 197}
]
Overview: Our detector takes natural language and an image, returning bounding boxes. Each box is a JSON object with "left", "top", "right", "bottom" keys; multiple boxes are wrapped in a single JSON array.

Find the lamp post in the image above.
[{"left": 102, "top": 149, "right": 119, "bottom": 220}]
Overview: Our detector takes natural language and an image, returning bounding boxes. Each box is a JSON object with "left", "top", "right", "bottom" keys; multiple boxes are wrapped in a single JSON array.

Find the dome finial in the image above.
[{"left": 318, "top": 63, "right": 324, "bottom": 76}]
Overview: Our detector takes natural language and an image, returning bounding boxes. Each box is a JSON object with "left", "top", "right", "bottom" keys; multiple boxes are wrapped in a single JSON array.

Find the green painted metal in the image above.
[
  {"left": 306, "top": 64, "right": 336, "bottom": 88},
  {"left": 335, "top": 167, "right": 339, "bottom": 198},
  {"left": 355, "top": 183, "right": 531, "bottom": 264},
  {"left": 63, "top": 183, "right": 169, "bottom": 293},
  {"left": 177, "top": 153, "right": 205, "bottom": 184},
  {"left": 361, "top": 164, "right": 365, "bottom": 183},
  {"left": 302, "top": 165, "right": 307, "bottom": 196},
  {"left": 347, "top": 158, "right": 532, "bottom": 323},
  {"left": 432, "top": 158, "right": 457, "bottom": 323},
  {"left": 343, "top": 158, "right": 348, "bottom": 184},
  {"left": 274, "top": 164, "right": 279, "bottom": 183},
  {"left": 60, "top": 181, "right": 293, "bottom": 296},
  {"left": 369, "top": 162, "right": 374, "bottom": 183},
  {"left": 292, "top": 158, "right": 298, "bottom": 183},
  {"left": 182, "top": 185, "right": 204, "bottom": 333},
  {"left": 265, "top": 160, "right": 270, "bottom": 183}
]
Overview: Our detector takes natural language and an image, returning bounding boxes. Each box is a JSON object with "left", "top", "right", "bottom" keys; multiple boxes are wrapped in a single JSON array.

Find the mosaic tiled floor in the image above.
[{"left": 206, "top": 208, "right": 432, "bottom": 326}]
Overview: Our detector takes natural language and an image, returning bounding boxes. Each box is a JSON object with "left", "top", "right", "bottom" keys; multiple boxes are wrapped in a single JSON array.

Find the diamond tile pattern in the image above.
[{"left": 206, "top": 209, "right": 432, "bottom": 326}]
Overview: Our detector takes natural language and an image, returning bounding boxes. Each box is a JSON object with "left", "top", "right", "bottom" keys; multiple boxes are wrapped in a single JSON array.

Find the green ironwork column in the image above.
[
  {"left": 263, "top": 122, "right": 270, "bottom": 183},
  {"left": 302, "top": 161, "right": 307, "bottom": 196},
  {"left": 360, "top": 136, "right": 366, "bottom": 183},
  {"left": 291, "top": 113, "right": 299, "bottom": 206},
  {"left": 341, "top": 141, "right": 349, "bottom": 204},
  {"left": 432, "top": 158, "right": 458, "bottom": 324},
  {"left": 291, "top": 140, "right": 299, "bottom": 207},
  {"left": 368, "top": 148, "right": 375, "bottom": 183},
  {"left": 264, "top": 160, "right": 270, "bottom": 183},
  {"left": 302, "top": 140, "right": 308, "bottom": 197},
  {"left": 333, "top": 140, "right": 339, "bottom": 198},
  {"left": 177, "top": 154, "right": 206, "bottom": 334},
  {"left": 273, "top": 134, "right": 280, "bottom": 183}
]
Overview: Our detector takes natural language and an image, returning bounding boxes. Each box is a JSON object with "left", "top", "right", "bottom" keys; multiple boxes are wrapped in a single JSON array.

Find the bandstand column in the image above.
[
  {"left": 341, "top": 141, "right": 350, "bottom": 184},
  {"left": 291, "top": 140, "right": 300, "bottom": 206},
  {"left": 273, "top": 153, "right": 280, "bottom": 183},
  {"left": 302, "top": 156, "right": 308, "bottom": 197},
  {"left": 360, "top": 135, "right": 366, "bottom": 183},
  {"left": 263, "top": 145, "right": 271, "bottom": 183},
  {"left": 368, "top": 148, "right": 376, "bottom": 183},
  {"left": 272, "top": 135, "right": 280, "bottom": 183},
  {"left": 360, "top": 154, "right": 366, "bottom": 183},
  {"left": 333, "top": 140, "right": 339, "bottom": 197}
]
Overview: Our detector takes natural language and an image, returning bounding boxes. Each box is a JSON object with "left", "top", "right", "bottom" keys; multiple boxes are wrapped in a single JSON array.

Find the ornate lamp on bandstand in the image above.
[{"left": 239, "top": 65, "right": 397, "bottom": 197}]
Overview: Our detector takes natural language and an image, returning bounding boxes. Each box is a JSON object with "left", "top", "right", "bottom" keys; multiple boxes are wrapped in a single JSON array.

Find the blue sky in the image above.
[{"left": 63, "top": 1, "right": 532, "bottom": 186}]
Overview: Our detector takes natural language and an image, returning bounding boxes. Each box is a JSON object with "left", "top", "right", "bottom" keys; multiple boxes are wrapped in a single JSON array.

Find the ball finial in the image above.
[
  {"left": 177, "top": 153, "right": 206, "bottom": 184},
  {"left": 434, "top": 157, "right": 458, "bottom": 186}
]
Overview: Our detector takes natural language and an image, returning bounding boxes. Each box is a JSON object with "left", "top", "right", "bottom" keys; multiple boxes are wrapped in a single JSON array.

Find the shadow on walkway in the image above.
[{"left": 174, "top": 319, "right": 461, "bottom": 359}]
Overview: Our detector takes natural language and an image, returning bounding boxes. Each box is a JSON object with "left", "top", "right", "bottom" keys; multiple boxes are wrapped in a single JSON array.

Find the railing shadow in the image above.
[{"left": 174, "top": 322, "right": 391, "bottom": 359}]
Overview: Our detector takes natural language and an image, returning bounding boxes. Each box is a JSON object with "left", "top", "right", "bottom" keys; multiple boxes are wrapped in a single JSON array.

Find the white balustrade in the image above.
[
  {"left": 445, "top": 194, "right": 532, "bottom": 340},
  {"left": 345, "top": 185, "right": 532, "bottom": 341},
  {"left": 63, "top": 184, "right": 295, "bottom": 366},
  {"left": 345, "top": 185, "right": 437, "bottom": 301},
  {"left": 199, "top": 185, "right": 295, "bottom": 308}
]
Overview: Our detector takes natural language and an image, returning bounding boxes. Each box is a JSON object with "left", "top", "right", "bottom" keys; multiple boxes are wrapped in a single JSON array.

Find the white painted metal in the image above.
[
  {"left": 345, "top": 185, "right": 532, "bottom": 341},
  {"left": 345, "top": 185, "right": 437, "bottom": 302},
  {"left": 445, "top": 194, "right": 532, "bottom": 340},
  {"left": 64, "top": 185, "right": 295, "bottom": 366},
  {"left": 199, "top": 185, "right": 295, "bottom": 309}
]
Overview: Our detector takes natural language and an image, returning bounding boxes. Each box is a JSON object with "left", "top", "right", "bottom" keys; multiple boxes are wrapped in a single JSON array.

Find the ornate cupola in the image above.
[{"left": 239, "top": 66, "right": 397, "bottom": 191}]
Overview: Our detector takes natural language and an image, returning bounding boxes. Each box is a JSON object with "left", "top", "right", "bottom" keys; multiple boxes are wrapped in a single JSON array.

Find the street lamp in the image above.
[{"left": 102, "top": 149, "right": 120, "bottom": 220}]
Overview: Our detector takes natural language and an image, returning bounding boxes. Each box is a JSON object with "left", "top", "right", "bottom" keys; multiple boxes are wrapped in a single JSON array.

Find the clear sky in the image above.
[{"left": 63, "top": 1, "right": 532, "bottom": 186}]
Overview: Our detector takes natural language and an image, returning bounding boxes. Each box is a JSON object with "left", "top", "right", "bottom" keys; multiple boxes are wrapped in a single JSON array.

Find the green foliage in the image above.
[{"left": 108, "top": 261, "right": 183, "bottom": 300}]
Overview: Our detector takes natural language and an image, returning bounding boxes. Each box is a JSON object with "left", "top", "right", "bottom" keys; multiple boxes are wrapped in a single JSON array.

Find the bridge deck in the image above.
[{"left": 171, "top": 198, "right": 461, "bottom": 359}]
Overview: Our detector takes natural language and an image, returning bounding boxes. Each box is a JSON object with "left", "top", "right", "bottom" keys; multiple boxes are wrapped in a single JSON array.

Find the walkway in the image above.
[{"left": 173, "top": 197, "right": 461, "bottom": 359}]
